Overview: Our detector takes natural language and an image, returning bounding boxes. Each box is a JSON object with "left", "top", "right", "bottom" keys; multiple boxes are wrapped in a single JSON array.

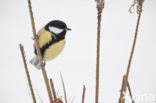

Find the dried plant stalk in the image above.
[
  {"left": 119, "top": 75, "right": 127, "bottom": 103},
  {"left": 81, "top": 85, "right": 86, "bottom": 103},
  {"left": 27, "top": 0, "right": 54, "bottom": 103},
  {"left": 60, "top": 73, "right": 68, "bottom": 103},
  {"left": 119, "top": 0, "right": 144, "bottom": 103},
  {"left": 95, "top": 0, "right": 104, "bottom": 103},
  {"left": 127, "top": 81, "right": 135, "bottom": 103},
  {"left": 19, "top": 44, "right": 36, "bottom": 103},
  {"left": 125, "top": 0, "right": 144, "bottom": 79},
  {"left": 50, "top": 78, "right": 57, "bottom": 103}
]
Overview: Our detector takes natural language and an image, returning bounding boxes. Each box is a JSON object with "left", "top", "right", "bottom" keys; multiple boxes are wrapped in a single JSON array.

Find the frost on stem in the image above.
[
  {"left": 129, "top": 0, "right": 144, "bottom": 14},
  {"left": 95, "top": 0, "right": 104, "bottom": 11}
]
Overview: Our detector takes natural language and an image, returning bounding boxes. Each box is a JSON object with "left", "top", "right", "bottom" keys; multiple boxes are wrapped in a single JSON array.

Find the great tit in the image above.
[{"left": 30, "top": 20, "right": 71, "bottom": 69}]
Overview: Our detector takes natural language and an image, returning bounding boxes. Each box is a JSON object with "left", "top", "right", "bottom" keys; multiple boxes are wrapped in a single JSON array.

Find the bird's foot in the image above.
[
  {"left": 32, "top": 35, "right": 39, "bottom": 40},
  {"left": 40, "top": 61, "right": 46, "bottom": 69}
]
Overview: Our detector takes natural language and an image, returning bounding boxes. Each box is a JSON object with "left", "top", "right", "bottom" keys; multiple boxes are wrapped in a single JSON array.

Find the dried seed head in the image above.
[
  {"left": 129, "top": 0, "right": 144, "bottom": 14},
  {"left": 136, "top": 0, "right": 144, "bottom": 14},
  {"left": 95, "top": 0, "right": 104, "bottom": 11}
]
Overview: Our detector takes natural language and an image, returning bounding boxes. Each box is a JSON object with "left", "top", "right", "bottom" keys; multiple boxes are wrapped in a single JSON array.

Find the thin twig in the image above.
[
  {"left": 119, "top": 0, "right": 144, "bottom": 103},
  {"left": 81, "top": 85, "right": 86, "bottom": 103},
  {"left": 27, "top": 0, "right": 54, "bottom": 103},
  {"left": 95, "top": 0, "right": 104, "bottom": 103},
  {"left": 50, "top": 78, "right": 57, "bottom": 103},
  {"left": 95, "top": 10, "right": 102, "bottom": 103},
  {"left": 19, "top": 44, "right": 37, "bottom": 103},
  {"left": 60, "top": 73, "right": 68, "bottom": 103},
  {"left": 127, "top": 81, "right": 135, "bottom": 103}
]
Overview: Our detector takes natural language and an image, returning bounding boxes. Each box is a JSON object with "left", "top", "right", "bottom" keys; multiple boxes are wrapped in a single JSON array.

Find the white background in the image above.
[{"left": 0, "top": 0, "right": 156, "bottom": 103}]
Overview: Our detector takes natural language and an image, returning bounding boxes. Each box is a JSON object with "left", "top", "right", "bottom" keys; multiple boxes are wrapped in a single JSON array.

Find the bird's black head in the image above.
[{"left": 45, "top": 20, "right": 71, "bottom": 41}]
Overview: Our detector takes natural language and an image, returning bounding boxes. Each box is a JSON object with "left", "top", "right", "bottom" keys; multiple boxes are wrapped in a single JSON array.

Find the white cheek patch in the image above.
[{"left": 49, "top": 26, "right": 64, "bottom": 34}]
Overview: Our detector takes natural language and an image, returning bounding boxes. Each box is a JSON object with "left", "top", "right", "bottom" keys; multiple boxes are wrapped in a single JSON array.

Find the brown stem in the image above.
[
  {"left": 19, "top": 44, "right": 36, "bottom": 103},
  {"left": 42, "top": 69, "right": 54, "bottom": 103},
  {"left": 125, "top": 0, "right": 143, "bottom": 84},
  {"left": 119, "top": 1, "right": 144, "bottom": 103},
  {"left": 60, "top": 73, "right": 68, "bottom": 103},
  {"left": 82, "top": 85, "right": 86, "bottom": 103},
  {"left": 50, "top": 79, "right": 57, "bottom": 103},
  {"left": 127, "top": 81, "right": 135, "bottom": 103},
  {"left": 27, "top": 0, "right": 54, "bottom": 102},
  {"left": 95, "top": 9, "right": 102, "bottom": 103},
  {"left": 119, "top": 75, "right": 127, "bottom": 103}
]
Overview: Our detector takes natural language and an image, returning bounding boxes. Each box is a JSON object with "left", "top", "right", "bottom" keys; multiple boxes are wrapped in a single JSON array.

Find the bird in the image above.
[{"left": 30, "top": 20, "right": 71, "bottom": 69}]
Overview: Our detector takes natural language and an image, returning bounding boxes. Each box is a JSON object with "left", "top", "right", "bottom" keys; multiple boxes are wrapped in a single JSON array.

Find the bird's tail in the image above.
[{"left": 30, "top": 56, "right": 40, "bottom": 69}]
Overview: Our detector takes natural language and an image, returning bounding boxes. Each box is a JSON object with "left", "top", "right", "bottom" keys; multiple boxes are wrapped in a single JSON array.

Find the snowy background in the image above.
[{"left": 0, "top": 0, "right": 156, "bottom": 103}]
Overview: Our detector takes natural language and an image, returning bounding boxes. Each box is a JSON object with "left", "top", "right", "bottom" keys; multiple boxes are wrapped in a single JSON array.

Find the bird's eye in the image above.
[{"left": 49, "top": 26, "right": 64, "bottom": 34}]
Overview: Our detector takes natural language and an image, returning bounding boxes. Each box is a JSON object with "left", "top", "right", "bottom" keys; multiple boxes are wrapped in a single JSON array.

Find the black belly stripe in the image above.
[
  {"left": 35, "top": 36, "right": 56, "bottom": 57},
  {"left": 34, "top": 30, "right": 66, "bottom": 58}
]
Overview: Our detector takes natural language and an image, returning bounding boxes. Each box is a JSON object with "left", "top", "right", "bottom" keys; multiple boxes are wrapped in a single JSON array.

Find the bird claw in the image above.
[
  {"left": 32, "top": 35, "right": 39, "bottom": 40},
  {"left": 40, "top": 61, "right": 46, "bottom": 69}
]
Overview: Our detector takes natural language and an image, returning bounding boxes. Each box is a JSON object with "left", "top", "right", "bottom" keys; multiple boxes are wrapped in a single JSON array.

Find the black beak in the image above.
[{"left": 65, "top": 28, "right": 72, "bottom": 31}]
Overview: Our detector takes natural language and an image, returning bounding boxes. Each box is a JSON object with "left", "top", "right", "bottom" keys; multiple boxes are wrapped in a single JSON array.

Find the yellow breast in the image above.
[
  {"left": 44, "top": 39, "right": 66, "bottom": 61},
  {"left": 37, "top": 28, "right": 53, "bottom": 48}
]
